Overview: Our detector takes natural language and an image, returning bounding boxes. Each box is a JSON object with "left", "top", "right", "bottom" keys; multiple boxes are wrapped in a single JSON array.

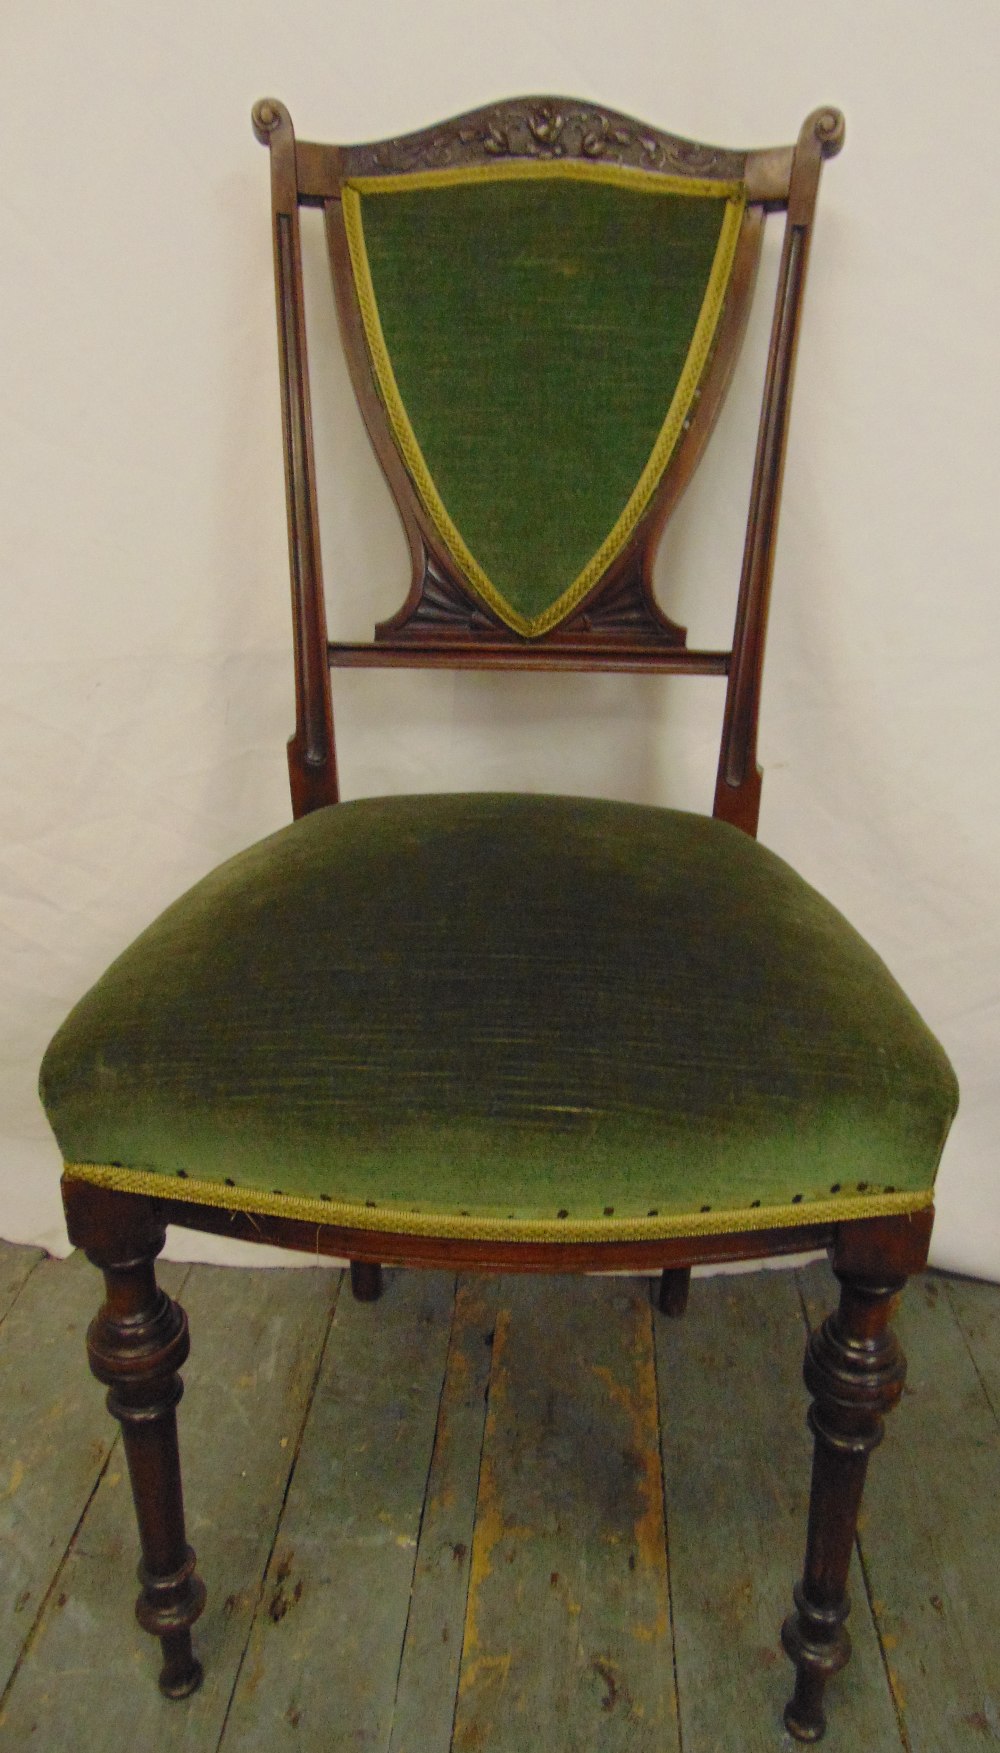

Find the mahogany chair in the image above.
[{"left": 39, "top": 97, "right": 957, "bottom": 1742}]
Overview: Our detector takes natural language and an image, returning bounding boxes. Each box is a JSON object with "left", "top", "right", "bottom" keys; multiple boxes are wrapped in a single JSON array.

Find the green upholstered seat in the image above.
[{"left": 41, "top": 793, "right": 956, "bottom": 1243}]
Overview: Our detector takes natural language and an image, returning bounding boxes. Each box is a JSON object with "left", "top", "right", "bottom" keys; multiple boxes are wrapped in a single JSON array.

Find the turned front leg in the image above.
[
  {"left": 70, "top": 1187, "right": 206, "bottom": 1697},
  {"left": 782, "top": 1268, "right": 907, "bottom": 1741}
]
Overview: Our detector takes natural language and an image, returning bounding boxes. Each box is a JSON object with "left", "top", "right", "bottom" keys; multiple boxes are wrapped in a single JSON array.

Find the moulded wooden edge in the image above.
[
  {"left": 61, "top": 1175, "right": 851, "bottom": 1276},
  {"left": 62, "top": 1177, "right": 930, "bottom": 1281}
]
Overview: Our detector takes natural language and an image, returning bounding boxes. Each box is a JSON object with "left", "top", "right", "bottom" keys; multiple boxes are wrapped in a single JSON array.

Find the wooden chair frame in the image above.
[{"left": 60, "top": 97, "right": 935, "bottom": 1744}]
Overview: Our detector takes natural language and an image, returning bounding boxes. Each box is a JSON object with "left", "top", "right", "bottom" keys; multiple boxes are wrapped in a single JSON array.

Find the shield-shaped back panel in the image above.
[{"left": 340, "top": 163, "right": 746, "bottom": 637}]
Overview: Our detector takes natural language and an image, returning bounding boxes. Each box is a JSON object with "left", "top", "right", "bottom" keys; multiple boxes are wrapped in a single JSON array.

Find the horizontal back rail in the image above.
[{"left": 327, "top": 643, "right": 731, "bottom": 674}]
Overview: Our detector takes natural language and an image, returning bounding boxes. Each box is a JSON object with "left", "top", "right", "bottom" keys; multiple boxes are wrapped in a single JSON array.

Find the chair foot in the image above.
[
  {"left": 67, "top": 1185, "right": 206, "bottom": 1696},
  {"left": 782, "top": 1262, "right": 908, "bottom": 1741},
  {"left": 156, "top": 1624, "right": 204, "bottom": 1699},
  {"left": 350, "top": 1260, "right": 384, "bottom": 1301},
  {"left": 657, "top": 1267, "right": 691, "bottom": 1318}
]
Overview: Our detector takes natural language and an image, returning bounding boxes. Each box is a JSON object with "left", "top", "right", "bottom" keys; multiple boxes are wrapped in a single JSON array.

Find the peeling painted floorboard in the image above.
[
  {"left": 219, "top": 1267, "right": 457, "bottom": 1752},
  {"left": 0, "top": 1262, "right": 338, "bottom": 1750},
  {"left": 388, "top": 1275, "right": 501, "bottom": 1753},
  {"left": 0, "top": 1250, "right": 184, "bottom": 1701},
  {"left": 0, "top": 1246, "right": 996, "bottom": 1751},
  {"left": 452, "top": 1275, "right": 677, "bottom": 1753}
]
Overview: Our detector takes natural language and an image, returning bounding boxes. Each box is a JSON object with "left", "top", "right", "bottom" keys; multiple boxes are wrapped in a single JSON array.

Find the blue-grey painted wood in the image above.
[
  {"left": 945, "top": 1272, "right": 1000, "bottom": 1423},
  {"left": 0, "top": 1243, "right": 43, "bottom": 1327},
  {"left": 220, "top": 1268, "right": 456, "bottom": 1752},
  {"left": 1, "top": 1252, "right": 997, "bottom": 1749},
  {"left": 451, "top": 1275, "right": 678, "bottom": 1753},
  {"left": 389, "top": 1276, "right": 501, "bottom": 1753},
  {"left": 658, "top": 1264, "right": 906, "bottom": 1750},
  {"left": 0, "top": 1248, "right": 169, "bottom": 1702},
  {"left": 0, "top": 1260, "right": 337, "bottom": 1748}
]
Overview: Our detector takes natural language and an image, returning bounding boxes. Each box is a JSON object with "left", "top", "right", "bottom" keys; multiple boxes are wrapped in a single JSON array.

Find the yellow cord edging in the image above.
[
  {"left": 347, "top": 161, "right": 743, "bottom": 199},
  {"left": 342, "top": 162, "right": 746, "bottom": 638},
  {"left": 62, "top": 1163, "right": 932, "bottom": 1245}
]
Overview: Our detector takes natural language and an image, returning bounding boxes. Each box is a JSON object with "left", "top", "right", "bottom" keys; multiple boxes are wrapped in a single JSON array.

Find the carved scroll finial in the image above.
[
  {"left": 806, "top": 106, "right": 846, "bottom": 159},
  {"left": 252, "top": 97, "right": 290, "bottom": 144}
]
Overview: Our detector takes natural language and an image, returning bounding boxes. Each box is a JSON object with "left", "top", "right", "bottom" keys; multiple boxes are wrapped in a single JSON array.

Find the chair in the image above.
[{"left": 38, "top": 95, "right": 957, "bottom": 1743}]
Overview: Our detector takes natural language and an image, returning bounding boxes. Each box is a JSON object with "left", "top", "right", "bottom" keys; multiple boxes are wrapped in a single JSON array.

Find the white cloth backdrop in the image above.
[{"left": 2, "top": 0, "right": 997, "bottom": 1274}]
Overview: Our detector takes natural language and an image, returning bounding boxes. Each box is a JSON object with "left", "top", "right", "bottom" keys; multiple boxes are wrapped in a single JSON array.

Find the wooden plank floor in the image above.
[{"left": 0, "top": 1243, "right": 996, "bottom": 1750}]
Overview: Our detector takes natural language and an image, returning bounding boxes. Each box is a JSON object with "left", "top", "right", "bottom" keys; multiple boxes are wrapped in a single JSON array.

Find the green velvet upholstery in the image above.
[
  {"left": 347, "top": 171, "right": 740, "bottom": 634},
  {"left": 41, "top": 794, "right": 956, "bottom": 1238}
]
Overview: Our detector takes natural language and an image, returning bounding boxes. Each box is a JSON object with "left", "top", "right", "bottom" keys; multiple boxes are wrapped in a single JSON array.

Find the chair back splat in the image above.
[
  {"left": 250, "top": 95, "right": 843, "bottom": 834},
  {"left": 38, "top": 97, "right": 959, "bottom": 1745}
]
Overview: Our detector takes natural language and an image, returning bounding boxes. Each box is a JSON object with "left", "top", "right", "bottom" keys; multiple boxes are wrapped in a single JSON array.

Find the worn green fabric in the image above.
[
  {"left": 40, "top": 795, "right": 957, "bottom": 1226},
  {"left": 357, "top": 179, "right": 728, "bottom": 625}
]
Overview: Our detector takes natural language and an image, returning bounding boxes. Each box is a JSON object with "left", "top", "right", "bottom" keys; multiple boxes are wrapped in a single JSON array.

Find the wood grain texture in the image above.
[
  {"left": 714, "top": 108, "right": 844, "bottom": 835},
  {"left": 0, "top": 1260, "right": 336, "bottom": 1746},
  {"left": 804, "top": 1268, "right": 1000, "bottom": 1752},
  {"left": 253, "top": 98, "right": 338, "bottom": 817},
  {"left": 452, "top": 1275, "right": 677, "bottom": 1753},
  {"left": 389, "top": 1276, "right": 501, "bottom": 1753},
  {"left": 220, "top": 1269, "right": 455, "bottom": 1750},
  {"left": 0, "top": 1242, "right": 43, "bottom": 1327},
  {"left": 657, "top": 1265, "right": 905, "bottom": 1750},
  {"left": 945, "top": 1271, "right": 1000, "bottom": 1422}
]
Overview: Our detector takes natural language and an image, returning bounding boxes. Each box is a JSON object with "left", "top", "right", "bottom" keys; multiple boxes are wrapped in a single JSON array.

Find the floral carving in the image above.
[{"left": 352, "top": 99, "right": 743, "bottom": 179}]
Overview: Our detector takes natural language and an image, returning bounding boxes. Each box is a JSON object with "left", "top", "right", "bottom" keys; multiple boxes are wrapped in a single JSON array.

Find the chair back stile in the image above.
[
  {"left": 252, "top": 99, "right": 339, "bottom": 818},
  {"left": 715, "top": 107, "right": 845, "bottom": 833},
  {"left": 251, "top": 98, "right": 845, "bottom": 837}
]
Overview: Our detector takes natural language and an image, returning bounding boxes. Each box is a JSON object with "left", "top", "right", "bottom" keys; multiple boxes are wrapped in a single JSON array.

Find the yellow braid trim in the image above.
[
  {"left": 346, "top": 162, "right": 743, "bottom": 199},
  {"left": 62, "top": 1164, "right": 932, "bottom": 1245},
  {"left": 342, "top": 163, "right": 746, "bottom": 638}
]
